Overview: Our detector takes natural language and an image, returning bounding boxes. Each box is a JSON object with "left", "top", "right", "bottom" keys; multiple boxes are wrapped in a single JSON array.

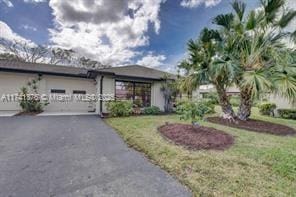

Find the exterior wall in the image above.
[
  {"left": 0, "top": 72, "right": 38, "bottom": 111},
  {"left": 0, "top": 71, "right": 97, "bottom": 112},
  {"left": 0, "top": 71, "right": 167, "bottom": 113},
  {"left": 101, "top": 76, "right": 115, "bottom": 113},
  {"left": 268, "top": 94, "right": 295, "bottom": 110},
  {"left": 151, "top": 81, "right": 165, "bottom": 111}
]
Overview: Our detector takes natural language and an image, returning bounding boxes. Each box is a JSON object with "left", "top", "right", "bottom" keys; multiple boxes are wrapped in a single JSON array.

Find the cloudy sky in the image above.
[{"left": 0, "top": 0, "right": 294, "bottom": 72}]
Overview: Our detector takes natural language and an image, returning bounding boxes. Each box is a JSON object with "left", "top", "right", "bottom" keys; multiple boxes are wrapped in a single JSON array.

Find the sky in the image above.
[{"left": 0, "top": 0, "right": 294, "bottom": 72}]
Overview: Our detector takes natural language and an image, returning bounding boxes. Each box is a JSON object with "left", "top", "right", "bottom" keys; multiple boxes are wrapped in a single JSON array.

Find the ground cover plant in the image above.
[{"left": 106, "top": 108, "right": 296, "bottom": 196}]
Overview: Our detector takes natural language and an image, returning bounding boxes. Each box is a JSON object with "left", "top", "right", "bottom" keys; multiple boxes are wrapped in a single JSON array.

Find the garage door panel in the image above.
[
  {"left": 44, "top": 76, "right": 96, "bottom": 112},
  {"left": 0, "top": 72, "right": 36, "bottom": 111}
]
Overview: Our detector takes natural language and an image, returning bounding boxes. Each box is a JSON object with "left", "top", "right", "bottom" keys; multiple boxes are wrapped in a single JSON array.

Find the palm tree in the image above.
[
  {"left": 179, "top": 28, "right": 240, "bottom": 116},
  {"left": 212, "top": 0, "right": 296, "bottom": 120}
]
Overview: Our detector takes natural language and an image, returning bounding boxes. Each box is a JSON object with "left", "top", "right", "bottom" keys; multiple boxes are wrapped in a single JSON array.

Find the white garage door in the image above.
[
  {"left": 0, "top": 72, "right": 35, "bottom": 111},
  {"left": 44, "top": 76, "right": 97, "bottom": 112}
]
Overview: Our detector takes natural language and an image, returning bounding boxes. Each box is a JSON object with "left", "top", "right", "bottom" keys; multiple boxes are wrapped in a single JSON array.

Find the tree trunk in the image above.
[
  {"left": 215, "top": 83, "right": 235, "bottom": 117},
  {"left": 237, "top": 87, "right": 253, "bottom": 121}
]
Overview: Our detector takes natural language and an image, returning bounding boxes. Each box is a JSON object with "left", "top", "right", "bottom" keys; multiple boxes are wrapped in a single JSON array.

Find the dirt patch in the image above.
[
  {"left": 158, "top": 123, "right": 234, "bottom": 150},
  {"left": 207, "top": 117, "right": 296, "bottom": 136}
]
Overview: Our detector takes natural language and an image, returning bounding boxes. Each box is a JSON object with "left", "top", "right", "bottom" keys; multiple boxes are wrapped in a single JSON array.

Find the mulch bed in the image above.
[
  {"left": 158, "top": 123, "right": 234, "bottom": 150},
  {"left": 207, "top": 117, "right": 296, "bottom": 136}
]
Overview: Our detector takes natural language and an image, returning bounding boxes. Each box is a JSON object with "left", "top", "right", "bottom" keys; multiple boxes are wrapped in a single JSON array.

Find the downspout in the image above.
[{"left": 100, "top": 76, "right": 104, "bottom": 118}]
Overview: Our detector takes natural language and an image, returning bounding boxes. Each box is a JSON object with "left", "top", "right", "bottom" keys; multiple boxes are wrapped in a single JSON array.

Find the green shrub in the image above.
[
  {"left": 201, "top": 99, "right": 216, "bottom": 113},
  {"left": 258, "top": 103, "right": 277, "bottom": 116},
  {"left": 277, "top": 109, "right": 296, "bottom": 120},
  {"left": 106, "top": 100, "right": 133, "bottom": 117},
  {"left": 202, "top": 92, "right": 219, "bottom": 105},
  {"left": 143, "top": 106, "right": 161, "bottom": 115},
  {"left": 19, "top": 77, "right": 48, "bottom": 113},
  {"left": 230, "top": 96, "right": 240, "bottom": 107},
  {"left": 176, "top": 100, "right": 213, "bottom": 123}
]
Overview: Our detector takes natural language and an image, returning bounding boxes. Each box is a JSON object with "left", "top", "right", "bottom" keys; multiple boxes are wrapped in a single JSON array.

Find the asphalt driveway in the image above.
[{"left": 0, "top": 115, "right": 190, "bottom": 197}]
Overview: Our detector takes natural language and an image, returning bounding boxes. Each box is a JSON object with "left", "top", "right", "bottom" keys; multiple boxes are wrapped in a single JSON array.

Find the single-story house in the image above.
[{"left": 0, "top": 60, "right": 175, "bottom": 115}]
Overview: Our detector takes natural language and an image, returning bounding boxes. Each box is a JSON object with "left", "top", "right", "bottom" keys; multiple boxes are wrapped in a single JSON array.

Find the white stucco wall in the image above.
[
  {"left": 0, "top": 71, "right": 97, "bottom": 112},
  {"left": 268, "top": 94, "right": 295, "bottom": 110},
  {"left": 151, "top": 81, "right": 165, "bottom": 111},
  {"left": 0, "top": 72, "right": 37, "bottom": 111}
]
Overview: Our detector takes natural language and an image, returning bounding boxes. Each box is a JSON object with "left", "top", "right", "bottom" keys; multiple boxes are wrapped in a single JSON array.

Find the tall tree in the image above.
[
  {"left": 179, "top": 28, "right": 240, "bottom": 116},
  {"left": 212, "top": 0, "right": 296, "bottom": 120}
]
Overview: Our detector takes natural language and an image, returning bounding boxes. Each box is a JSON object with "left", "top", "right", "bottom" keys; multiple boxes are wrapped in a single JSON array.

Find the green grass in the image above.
[{"left": 105, "top": 108, "right": 296, "bottom": 196}]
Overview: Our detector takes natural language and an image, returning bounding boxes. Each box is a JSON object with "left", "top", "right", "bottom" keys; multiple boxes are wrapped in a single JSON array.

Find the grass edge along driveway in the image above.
[{"left": 105, "top": 110, "right": 296, "bottom": 196}]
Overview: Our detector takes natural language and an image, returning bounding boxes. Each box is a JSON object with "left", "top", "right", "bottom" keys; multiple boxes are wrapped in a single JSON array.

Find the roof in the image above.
[
  {"left": 0, "top": 60, "right": 176, "bottom": 80},
  {"left": 0, "top": 60, "right": 90, "bottom": 78},
  {"left": 98, "top": 65, "right": 176, "bottom": 80}
]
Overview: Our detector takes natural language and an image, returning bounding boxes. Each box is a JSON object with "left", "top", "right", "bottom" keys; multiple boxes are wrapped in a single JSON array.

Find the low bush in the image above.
[
  {"left": 258, "top": 103, "right": 277, "bottom": 116},
  {"left": 277, "top": 109, "right": 296, "bottom": 120},
  {"left": 106, "top": 100, "right": 133, "bottom": 117},
  {"left": 202, "top": 92, "right": 219, "bottom": 105},
  {"left": 176, "top": 100, "right": 213, "bottom": 123},
  {"left": 143, "top": 106, "right": 161, "bottom": 115},
  {"left": 230, "top": 96, "right": 240, "bottom": 107},
  {"left": 19, "top": 77, "right": 48, "bottom": 113},
  {"left": 201, "top": 99, "right": 216, "bottom": 113}
]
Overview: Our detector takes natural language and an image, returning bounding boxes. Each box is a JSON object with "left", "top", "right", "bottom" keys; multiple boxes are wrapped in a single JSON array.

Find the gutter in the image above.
[{"left": 99, "top": 75, "right": 104, "bottom": 117}]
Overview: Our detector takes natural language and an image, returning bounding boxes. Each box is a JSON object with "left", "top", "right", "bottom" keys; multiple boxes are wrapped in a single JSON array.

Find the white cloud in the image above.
[
  {"left": 0, "top": 21, "right": 35, "bottom": 45},
  {"left": 21, "top": 24, "right": 37, "bottom": 31},
  {"left": 180, "top": 0, "right": 221, "bottom": 8},
  {"left": 48, "top": 0, "right": 165, "bottom": 66},
  {"left": 0, "top": 0, "right": 13, "bottom": 7},
  {"left": 136, "top": 52, "right": 166, "bottom": 68}
]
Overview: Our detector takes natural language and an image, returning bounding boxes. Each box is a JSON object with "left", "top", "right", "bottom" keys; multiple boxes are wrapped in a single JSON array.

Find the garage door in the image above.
[
  {"left": 0, "top": 72, "right": 35, "bottom": 111},
  {"left": 44, "top": 76, "right": 97, "bottom": 112}
]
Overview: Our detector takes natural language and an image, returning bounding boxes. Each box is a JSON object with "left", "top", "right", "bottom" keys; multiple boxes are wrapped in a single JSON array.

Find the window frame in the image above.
[{"left": 115, "top": 80, "right": 152, "bottom": 107}]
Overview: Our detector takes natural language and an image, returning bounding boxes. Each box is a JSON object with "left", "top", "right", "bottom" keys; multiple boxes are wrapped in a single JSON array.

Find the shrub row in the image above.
[
  {"left": 277, "top": 109, "right": 296, "bottom": 120},
  {"left": 106, "top": 101, "right": 161, "bottom": 117}
]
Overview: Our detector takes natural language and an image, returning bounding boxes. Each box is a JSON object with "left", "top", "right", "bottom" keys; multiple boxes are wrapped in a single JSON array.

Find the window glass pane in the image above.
[
  {"left": 115, "top": 81, "right": 151, "bottom": 107},
  {"left": 73, "top": 90, "right": 86, "bottom": 94},
  {"left": 51, "top": 89, "right": 66, "bottom": 94}
]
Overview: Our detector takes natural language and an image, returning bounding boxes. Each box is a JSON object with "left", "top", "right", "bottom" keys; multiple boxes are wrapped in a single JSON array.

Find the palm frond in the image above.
[
  {"left": 212, "top": 13, "right": 234, "bottom": 30},
  {"left": 240, "top": 69, "right": 273, "bottom": 98},
  {"left": 273, "top": 73, "right": 296, "bottom": 103},
  {"left": 232, "top": 0, "right": 246, "bottom": 21},
  {"left": 246, "top": 10, "right": 257, "bottom": 30},
  {"left": 277, "top": 9, "right": 296, "bottom": 28},
  {"left": 261, "top": 0, "right": 285, "bottom": 23}
]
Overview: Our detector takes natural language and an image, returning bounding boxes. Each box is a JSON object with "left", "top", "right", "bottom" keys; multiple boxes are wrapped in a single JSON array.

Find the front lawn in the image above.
[{"left": 105, "top": 109, "right": 296, "bottom": 196}]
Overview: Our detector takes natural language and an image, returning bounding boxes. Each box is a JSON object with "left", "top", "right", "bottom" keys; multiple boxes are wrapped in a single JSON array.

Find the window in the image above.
[
  {"left": 115, "top": 81, "right": 151, "bottom": 107},
  {"left": 51, "top": 89, "right": 65, "bottom": 94},
  {"left": 73, "top": 90, "right": 86, "bottom": 94}
]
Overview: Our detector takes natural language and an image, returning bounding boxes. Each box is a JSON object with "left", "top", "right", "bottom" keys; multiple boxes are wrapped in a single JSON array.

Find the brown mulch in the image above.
[
  {"left": 207, "top": 117, "right": 296, "bottom": 136},
  {"left": 158, "top": 123, "right": 234, "bottom": 150}
]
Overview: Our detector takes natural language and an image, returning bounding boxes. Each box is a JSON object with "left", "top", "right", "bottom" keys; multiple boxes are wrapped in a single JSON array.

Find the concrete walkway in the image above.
[{"left": 0, "top": 115, "right": 191, "bottom": 197}]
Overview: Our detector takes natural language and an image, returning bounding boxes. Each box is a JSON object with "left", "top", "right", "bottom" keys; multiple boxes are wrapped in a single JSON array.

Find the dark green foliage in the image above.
[
  {"left": 202, "top": 92, "right": 219, "bottom": 105},
  {"left": 106, "top": 101, "right": 133, "bottom": 117},
  {"left": 143, "top": 106, "right": 161, "bottom": 115},
  {"left": 259, "top": 103, "right": 277, "bottom": 116},
  {"left": 176, "top": 100, "right": 213, "bottom": 123},
  {"left": 277, "top": 109, "right": 296, "bottom": 120}
]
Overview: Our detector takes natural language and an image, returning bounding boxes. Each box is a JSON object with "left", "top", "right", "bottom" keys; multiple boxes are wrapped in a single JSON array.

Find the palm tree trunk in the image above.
[
  {"left": 237, "top": 87, "right": 253, "bottom": 121},
  {"left": 215, "top": 83, "right": 235, "bottom": 117}
]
